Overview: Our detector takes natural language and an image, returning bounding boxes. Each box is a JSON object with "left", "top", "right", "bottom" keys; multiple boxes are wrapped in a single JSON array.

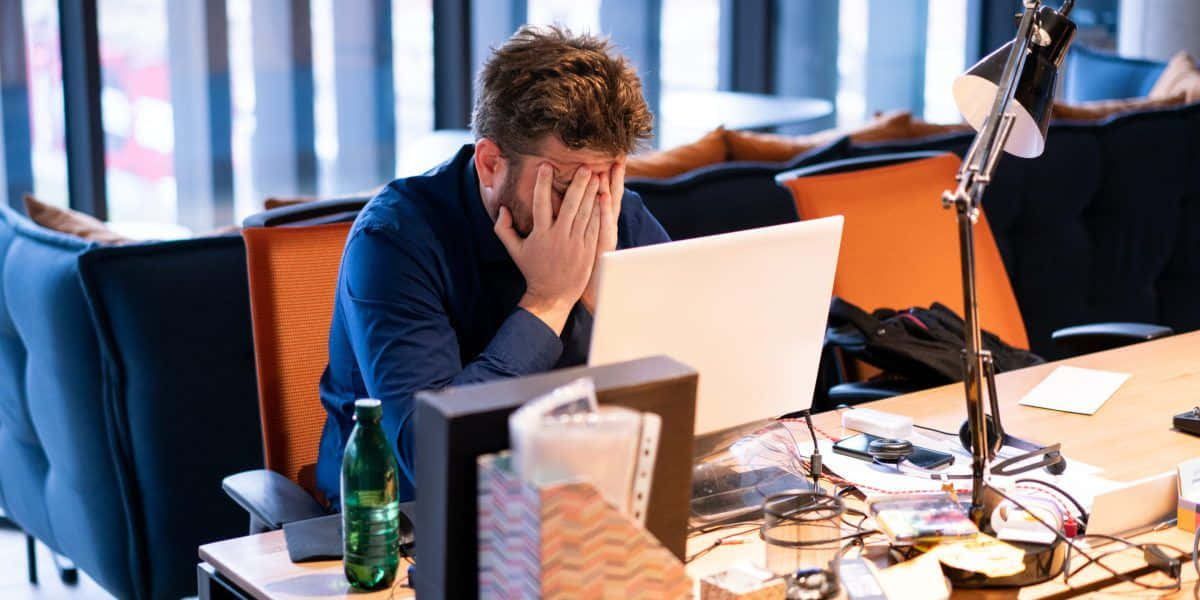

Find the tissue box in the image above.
[{"left": 478, "top": 452, "right": 692, "bottom": 599}]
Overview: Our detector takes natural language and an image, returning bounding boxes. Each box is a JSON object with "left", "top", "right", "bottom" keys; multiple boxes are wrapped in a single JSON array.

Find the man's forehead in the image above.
[{"left": 531, "top": 136, "right": 620, "bottom": 175}]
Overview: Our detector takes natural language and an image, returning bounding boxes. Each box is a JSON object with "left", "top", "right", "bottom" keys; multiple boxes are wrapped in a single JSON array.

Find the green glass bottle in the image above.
[{"left": 341, "top": 398, "right": 401, "bottom": 590}]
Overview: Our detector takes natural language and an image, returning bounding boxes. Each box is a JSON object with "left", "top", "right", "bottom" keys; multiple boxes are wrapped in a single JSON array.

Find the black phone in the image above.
[{"left": 832, "top": 433, "right": 955, "bottom": 470}]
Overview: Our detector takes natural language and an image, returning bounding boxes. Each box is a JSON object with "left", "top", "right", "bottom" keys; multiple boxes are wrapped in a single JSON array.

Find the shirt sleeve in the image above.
[{"left": 340, "top": 226, "right": 563, "bottom": 482}]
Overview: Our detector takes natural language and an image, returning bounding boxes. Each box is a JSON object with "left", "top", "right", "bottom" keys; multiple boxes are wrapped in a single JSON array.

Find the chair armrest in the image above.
[
  {"left": 828, "top": 380, "right": 930, "bottom": 406},
  {"left": 1051, "top": 322, "right": 1174, "bottom": 356},
  {"left": 222, "top": 470, "right": 328, "bottom": 531}
]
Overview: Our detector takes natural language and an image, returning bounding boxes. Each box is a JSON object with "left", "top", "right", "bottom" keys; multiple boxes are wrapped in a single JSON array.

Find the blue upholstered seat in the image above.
[
  {"left": 0, "top": 204, "right": 262, "bottom": 599},
  {"left": 1063, "top": 45, "right": 1166, "bottom": 102}
]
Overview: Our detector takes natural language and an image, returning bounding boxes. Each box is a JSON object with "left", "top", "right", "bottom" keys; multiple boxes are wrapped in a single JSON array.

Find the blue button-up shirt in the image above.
[{"left": 316, "top": 145, "right": 670, "bottom": 503}]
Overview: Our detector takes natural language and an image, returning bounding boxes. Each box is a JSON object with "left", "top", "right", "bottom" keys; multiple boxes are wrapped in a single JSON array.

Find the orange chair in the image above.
[
  {"left": 222, "top": 199, "right": 366, "bottom": 531},
  {"left": 243, "top": 222, "right": 351, "bottom": 498},
  {"left": 777, "top": 151, "right": 1029, "bottom": 351}
]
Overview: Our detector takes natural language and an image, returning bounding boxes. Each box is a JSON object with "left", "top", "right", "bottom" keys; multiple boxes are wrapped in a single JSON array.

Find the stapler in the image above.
[{"left": 1173, "top": 407, "right": 1200, "bottom": 437}]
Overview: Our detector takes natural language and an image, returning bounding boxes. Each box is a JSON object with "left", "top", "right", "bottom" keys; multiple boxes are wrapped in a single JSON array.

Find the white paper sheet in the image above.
[{"left": 1017, "top": 366, "right": 1130, "bottom": 415}]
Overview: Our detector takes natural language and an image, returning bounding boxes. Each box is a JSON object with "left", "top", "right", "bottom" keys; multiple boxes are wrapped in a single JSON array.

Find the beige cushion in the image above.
[
  {"left": 1051, "top": 94, "right": 1187, "bottom": 121},
  {"left": 1149, "top": 51, "right": 1200, "bottom": 103},
  {"left": 724, "top": 111, "right": 970, "bottom": 163},
  {"left": 625, "top": 127, "right": 729, "bottom": 178},
  {"left": 23, "top": 195, "right": 130, "bottom": 244}
]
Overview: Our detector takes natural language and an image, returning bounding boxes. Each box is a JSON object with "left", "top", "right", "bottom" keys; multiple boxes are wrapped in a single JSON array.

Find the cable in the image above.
[
  {"left": 1193, "top": 525, "right": 1199, "bottom": 590},
  {"left": 913, "top": 422, "right": 959, "bottom": 438},
  {"left": 988, "top": 485, "right": 1182, "bottom": 592},
  {"left": 1014, "top": 478, "right": 1089, "bottom": 525},
  {"left": 685, "top": 525, "right": 761, "bottom": 564}
]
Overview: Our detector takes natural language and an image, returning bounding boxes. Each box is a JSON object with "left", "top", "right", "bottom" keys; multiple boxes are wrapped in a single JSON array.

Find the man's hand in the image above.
[
  {"left": 581, "top": 159, "right": 625, "bottom": 313},
  {"left": 495, "top": 164, "right": 601, "bottom": 334}
]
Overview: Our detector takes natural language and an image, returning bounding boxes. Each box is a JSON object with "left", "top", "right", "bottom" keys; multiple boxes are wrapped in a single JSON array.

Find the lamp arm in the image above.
[{"left": 943, "top": 0, "right": 1045, "bottom": 519}]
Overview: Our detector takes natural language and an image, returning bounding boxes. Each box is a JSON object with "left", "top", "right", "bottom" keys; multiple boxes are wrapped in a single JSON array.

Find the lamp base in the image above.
[{"left": 943, "top": 537, "right": 1067, "bottom": 588}]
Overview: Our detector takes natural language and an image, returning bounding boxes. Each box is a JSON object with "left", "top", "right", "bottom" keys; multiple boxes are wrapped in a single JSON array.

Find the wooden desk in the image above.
[
  {"left": 657, "top": 90, "right": 833, "bottom": 149},
  {"left": 198, "top": 530, "right": 412, "bottom": 600},
  {"left": 200, "top": 333, "right": 1200, "bottom": 598},
  {"left": 687, "top": 331, "right": 1200, "bottom": 597}
]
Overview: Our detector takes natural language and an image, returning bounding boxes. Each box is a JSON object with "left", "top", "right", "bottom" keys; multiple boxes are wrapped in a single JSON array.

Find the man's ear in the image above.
[{"left": 474, "top": 138, "right": 504, "bottom": 190}]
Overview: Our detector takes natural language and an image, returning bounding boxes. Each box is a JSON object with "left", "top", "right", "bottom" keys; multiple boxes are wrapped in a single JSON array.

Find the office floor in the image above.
[{"left": 0, "top": 525, "right": 113, "bottom": 600}]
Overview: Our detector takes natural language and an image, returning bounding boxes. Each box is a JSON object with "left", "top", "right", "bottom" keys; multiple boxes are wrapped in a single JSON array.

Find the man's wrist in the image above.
[{"left": 518, "top": 292, "right": 573, "bottom": 335}]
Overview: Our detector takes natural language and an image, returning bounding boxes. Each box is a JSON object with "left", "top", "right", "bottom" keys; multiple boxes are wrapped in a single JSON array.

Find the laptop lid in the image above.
[{"left": 589, "top": 216, "right": 843, "bottom": 435}]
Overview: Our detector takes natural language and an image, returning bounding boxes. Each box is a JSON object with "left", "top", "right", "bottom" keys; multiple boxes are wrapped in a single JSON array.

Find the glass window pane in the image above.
[
  {"left": 836, "top": 0, "right": 868, "bottom": 128},
  {"left": 97, "top": 0, "right": 176, "bottom": 224},
  {"left": 526, "top": 0, "right": 601, "bottom": 33},
  {"left": 311, "top": 0, "right": 338, "bottom": 197},
  {"left": 660, "top": 0, "right": 718, "bottom": 93},
  {"left": 393, "top": 0, "right": 435, "bottom": 177},
  {"left": 923, "top": 0, "right": 967, "bottom": 123},
  {"left": 23, "top": 0, "right": 68, "bottom": 208},
  {"left": 227, "top": 0, "right": 257, "bottom": 221}
]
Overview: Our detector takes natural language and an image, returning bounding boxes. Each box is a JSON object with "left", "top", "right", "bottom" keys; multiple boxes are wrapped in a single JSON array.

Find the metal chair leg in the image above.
[{"left": 27, "top": 534, "right": 38, "bottom": 585}]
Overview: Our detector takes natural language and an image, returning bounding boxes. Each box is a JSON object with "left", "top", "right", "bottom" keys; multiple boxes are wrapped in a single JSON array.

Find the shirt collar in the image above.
[{"left": 461, "top": 146, "right": 511, "bottom": 264}]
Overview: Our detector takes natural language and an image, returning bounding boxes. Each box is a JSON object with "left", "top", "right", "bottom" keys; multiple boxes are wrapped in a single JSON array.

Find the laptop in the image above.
[{"left": 589, "top": 215, "right": 844, "bottom": 436}]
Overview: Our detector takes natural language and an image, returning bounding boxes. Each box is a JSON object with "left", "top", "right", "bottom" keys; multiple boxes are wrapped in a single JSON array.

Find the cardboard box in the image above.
[{"left": 1177, "top": 457, "right": 1200, "bottom": 532}]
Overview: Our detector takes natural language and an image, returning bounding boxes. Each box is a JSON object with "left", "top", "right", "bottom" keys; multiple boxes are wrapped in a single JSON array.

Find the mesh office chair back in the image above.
[
  {"left": 777, "top": 151, "right": 1029, "bottom": 350},
  {"left": 243, "top": 223, "right": 351, "bottom": 498}
]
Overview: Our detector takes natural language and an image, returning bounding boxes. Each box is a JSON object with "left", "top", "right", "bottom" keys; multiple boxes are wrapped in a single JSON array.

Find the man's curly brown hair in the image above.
[{"left": 471, "top": 25, "right": 654, "bottom": 158}]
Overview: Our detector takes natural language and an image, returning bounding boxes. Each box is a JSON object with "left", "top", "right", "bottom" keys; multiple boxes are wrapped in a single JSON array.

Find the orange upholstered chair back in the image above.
[
  {"left": 779, "top": 152, "right": 1029, "bottom": 350},
  {"left": 243, "top": 222, "right": 351, "bottom": 496}
]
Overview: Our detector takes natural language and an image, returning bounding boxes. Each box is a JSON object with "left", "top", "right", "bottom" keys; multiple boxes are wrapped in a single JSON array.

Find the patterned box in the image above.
[{"left": 478, "top": 452, "right": 693, "bottom": 599}]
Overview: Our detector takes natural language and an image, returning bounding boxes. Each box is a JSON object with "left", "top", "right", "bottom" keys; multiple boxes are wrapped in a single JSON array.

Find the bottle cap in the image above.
[{"left": 353, "top": 398, "right": 383, "bottom": 421}]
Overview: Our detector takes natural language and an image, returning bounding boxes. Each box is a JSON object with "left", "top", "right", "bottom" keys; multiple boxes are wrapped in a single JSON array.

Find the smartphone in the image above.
[{"left": 832, "top": 433, "right": 955, "bottom": 470}]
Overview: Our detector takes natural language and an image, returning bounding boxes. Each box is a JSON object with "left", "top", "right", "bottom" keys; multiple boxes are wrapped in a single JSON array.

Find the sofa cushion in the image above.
[
  {"left": 1149, "top": 51, "right": 1200, "bottom": 103},
  {"left": 0, "top": 205, "right": 136, "bottom": 598},
  {"left": 78, "top": 236, "right": 262, "bottom": 600},
  {"left": 1050, "top": 94, "right": 1187, "bottom": 121},
  {"left": 23, "top": 196, "right": 130, "bottom": 244},
  {"left": 1063, "top": 45, "right": 1167, "bottom": 102},
  {"left": 627, "top": 136, "right": 851, "bottom": 241},
  {"left": 626, "top": 127, "right": 728, "bottom": 178},
  {"left": 723, "top": 110, "right": 929, "bottom": 163}
]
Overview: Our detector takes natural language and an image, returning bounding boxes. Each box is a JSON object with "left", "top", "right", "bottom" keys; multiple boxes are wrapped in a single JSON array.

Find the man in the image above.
[{"left": 316, "top": 25, "right": 670, "bottom": 504}]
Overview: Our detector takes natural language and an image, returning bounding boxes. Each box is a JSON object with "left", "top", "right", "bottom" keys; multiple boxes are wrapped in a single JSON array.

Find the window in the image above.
[
  {"left": 23, "top": 0, "right": 68, "bottom": 207},
  {"left": 660, "top": 0, "right": 719, "bottom": 94},
  {"left": 923, "top": 0, "right": 968, "bottom": 123},
  {"left": 393, "top": 0, "right": 435, "bottom": 177},
  {"left": 837, "top": 0, "right": 869, "bottom": 128},
  {"left": 97, "top": 0, "right": 176, "bottom": 224},
  {"left": 526, "top": 0, "right": 601, "bottom": 33}
]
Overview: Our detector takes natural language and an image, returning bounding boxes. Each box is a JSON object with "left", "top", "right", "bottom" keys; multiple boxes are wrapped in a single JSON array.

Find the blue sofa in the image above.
[{"left": 0, "top": 204, "right": 262, "bottom": 599}]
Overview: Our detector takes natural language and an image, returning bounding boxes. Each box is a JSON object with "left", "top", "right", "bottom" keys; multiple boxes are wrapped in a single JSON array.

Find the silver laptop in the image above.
[{"left": 588, "top": 216, "right": 843, "bottom": 435}]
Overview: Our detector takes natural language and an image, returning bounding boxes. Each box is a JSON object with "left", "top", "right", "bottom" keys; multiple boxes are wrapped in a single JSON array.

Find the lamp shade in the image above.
[{"left": 952, "top": 5, "right": 1076, "bottom": 158}]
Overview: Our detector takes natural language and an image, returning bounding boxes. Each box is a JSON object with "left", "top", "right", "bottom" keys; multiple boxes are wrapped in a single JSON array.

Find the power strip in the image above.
[{"left": 841, "top": 407, "right": 913, "bottom": 439}]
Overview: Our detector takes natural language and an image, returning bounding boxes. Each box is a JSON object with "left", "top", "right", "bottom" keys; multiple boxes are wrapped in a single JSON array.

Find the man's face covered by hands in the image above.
[{"left": 495, "top": 135, "right": 624, "bottom": 237}]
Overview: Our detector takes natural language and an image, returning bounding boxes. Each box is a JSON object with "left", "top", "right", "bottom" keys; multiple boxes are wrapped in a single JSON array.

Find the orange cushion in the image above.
[
  {"left": 625, "top": 127, "right": 729, "bottom": 178},
  {"left": 780, "top": 154, "right": 1029, "bottom": 350},
  {"left": 724, "top": 111, "right": 969, "bottom": 163},
  {"left": 23, "top": 195, "right": 130, "bottom": 244},
  {"left": 264, "top": 197, "right": 314, "bottom": 211},
  {"left": 1051, "top": 93, "right": 1187, "bottom": 121},
  {"left": 1149, "top": 52, "right": 1200, "bottom": 103}
]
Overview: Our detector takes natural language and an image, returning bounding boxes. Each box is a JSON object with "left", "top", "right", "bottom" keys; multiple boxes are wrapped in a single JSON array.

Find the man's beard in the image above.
[{"left": 497, "top": 165, "right": 533, "bottom": 237}]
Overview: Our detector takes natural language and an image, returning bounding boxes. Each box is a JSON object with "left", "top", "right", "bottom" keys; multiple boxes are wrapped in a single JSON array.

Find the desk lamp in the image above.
[{"left": 942, "top": 0, "right": 1075, "bottom": 586}]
